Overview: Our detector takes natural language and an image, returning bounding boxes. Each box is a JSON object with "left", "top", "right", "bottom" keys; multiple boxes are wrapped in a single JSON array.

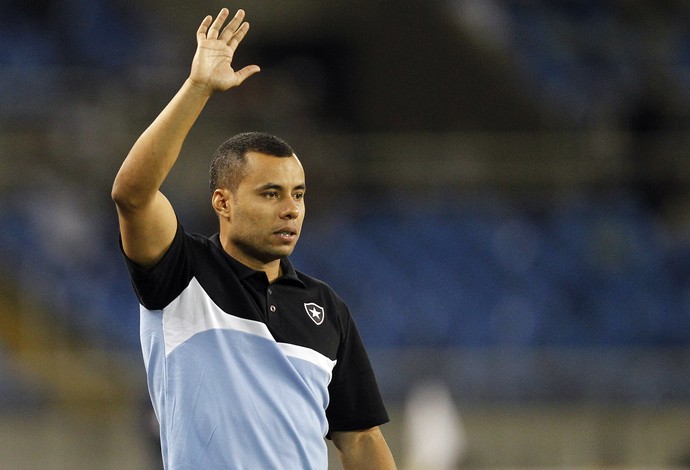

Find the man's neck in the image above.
[{"left": 220, "top": 239, "right": 282, "bottom": 283}]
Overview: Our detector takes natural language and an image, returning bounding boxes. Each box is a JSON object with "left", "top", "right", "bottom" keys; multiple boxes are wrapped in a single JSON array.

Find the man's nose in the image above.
[{"left": 281, "top": 200, "right": 300, "bottom": 219}]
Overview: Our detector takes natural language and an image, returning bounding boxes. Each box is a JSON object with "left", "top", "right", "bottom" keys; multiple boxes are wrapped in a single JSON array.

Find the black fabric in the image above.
[{"left": 122, "top": 222, "right": 389, "bottom": 433}]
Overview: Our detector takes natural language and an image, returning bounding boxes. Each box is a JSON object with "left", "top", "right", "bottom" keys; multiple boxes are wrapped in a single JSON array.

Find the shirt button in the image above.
[
  {"left": 268, "top": 288, "right": 273, "bottom": 295},
  {"left": 269, "top": 305, "right": 276, "bottom": 312}
]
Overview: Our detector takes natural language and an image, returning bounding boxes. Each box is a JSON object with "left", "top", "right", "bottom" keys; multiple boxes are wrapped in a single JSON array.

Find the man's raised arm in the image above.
[{"left": 111, "top": 8, "right": 259, "bottom": 269}]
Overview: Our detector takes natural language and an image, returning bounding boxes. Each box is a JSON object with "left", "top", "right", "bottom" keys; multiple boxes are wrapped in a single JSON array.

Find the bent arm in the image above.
[
  {"left": 331, "top": 427, "right": 397, "bottom": 470},
  {"left": 111, "top": 8, "right": 259, "bottom": 268},
  {"left": 112, "top": 81, "right": 213, "bottom": 268}
]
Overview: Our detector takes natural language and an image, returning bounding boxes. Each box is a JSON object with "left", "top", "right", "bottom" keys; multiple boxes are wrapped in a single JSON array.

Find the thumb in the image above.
[{"left": 234, "top": 65, "right": 261, "bottom": 85}]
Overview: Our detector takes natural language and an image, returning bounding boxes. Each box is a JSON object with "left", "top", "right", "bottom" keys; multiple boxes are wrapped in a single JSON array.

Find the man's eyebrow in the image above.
[
  {"left": 257, "top": 183, "right": 281, "bottom": 191},
  {"left": 257, "top": 183, "right": 306, "bottom": 191}
]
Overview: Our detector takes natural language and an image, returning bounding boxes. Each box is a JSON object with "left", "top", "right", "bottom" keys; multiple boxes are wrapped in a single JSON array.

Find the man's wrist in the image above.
[{"left": 184, "top": 78, "right": 215, "bottom": 99}]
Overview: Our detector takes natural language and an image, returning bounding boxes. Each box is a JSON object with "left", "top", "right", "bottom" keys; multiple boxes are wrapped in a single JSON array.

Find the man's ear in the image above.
[{"left": 211, "top": 188, "right": 233, "bottom": 220}]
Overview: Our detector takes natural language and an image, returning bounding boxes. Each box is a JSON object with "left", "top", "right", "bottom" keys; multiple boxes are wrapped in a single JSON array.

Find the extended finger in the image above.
[
  {"left": 207, "top": 8, "right": 229, "bottom": 39},
  {"left": 219, "top": 9, "right": 246, "bottom": 42},
  {"left": 196, "top": 15, "right": 212, "bottom": 43},
  {"left": 228, "top": 22, "right": 250, "bottom": 49}
]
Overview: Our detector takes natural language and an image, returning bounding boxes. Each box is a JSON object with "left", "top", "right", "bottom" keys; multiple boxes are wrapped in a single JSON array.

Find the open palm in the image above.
[{"left": 189, "top": 8, "right": 260, "bottom": 93}]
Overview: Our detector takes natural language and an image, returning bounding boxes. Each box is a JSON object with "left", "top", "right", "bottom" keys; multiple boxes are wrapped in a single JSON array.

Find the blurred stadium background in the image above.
[{"left": 1, "top": 0, "right": 690, "bottom": 468}]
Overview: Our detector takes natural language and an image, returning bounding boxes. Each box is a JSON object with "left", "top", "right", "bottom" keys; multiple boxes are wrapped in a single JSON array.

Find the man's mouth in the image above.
[{"left": 274, "top": 229, "right": 297, "bottom": 239}]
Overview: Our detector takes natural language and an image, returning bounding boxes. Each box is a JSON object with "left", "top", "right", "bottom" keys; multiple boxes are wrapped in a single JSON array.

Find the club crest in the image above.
[{"left": 304, "top": 302, "right": 325, "bottom": 325}]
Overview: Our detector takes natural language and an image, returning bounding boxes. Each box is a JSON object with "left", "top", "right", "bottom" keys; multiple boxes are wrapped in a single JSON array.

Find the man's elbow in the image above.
[
  {"left": 111, "top": 178, "right": 149, "bottom": 212},
  {"left": 111, "top": 180, "right": 135, "bottom": 211}
]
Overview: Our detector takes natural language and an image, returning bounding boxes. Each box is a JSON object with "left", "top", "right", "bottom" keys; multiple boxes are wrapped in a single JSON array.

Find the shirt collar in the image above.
[{"left": 210, "top": 233, "right": 305, "bottom": 287}]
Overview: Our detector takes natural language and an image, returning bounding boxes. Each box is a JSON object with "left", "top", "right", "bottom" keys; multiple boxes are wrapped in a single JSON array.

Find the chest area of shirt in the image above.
[
  {"left": 242, "top": 281, "right": 340, "bottom": 359},
  {"left": 191, "top": 255, "right": 341, "bottom": 360}
]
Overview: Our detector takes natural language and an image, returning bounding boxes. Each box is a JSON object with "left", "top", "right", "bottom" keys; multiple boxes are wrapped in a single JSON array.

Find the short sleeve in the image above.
[
  {"left": 121, "top": 222, "right": 193, "bottom": 310},
  {"left": 326, "top": 308, "right": 389, "bottom": 434}
]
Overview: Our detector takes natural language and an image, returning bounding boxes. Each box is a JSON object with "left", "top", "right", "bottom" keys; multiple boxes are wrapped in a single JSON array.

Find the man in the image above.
[{"left": 112, "top": 7, "right": 396, "bottom": 470}]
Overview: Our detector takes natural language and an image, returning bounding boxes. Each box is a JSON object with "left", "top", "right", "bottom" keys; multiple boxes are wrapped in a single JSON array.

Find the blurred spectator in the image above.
[{"left": 402, "top": 379, "right": 466, "bottom": 470}]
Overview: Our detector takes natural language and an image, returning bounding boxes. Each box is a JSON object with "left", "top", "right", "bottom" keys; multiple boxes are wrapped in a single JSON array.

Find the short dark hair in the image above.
[{"left": 209, "top": 132, "right": 295, "bottom": 193}]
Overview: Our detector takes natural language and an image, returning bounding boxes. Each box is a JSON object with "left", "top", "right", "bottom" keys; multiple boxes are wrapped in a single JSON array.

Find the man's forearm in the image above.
[
  {"left": 333, "top": 428, "right": 397, "bottom": 470},
  {"left": 113, "top": 8, "right": 259, "bottom": 208},
  {"left": 112, "top": 79, "right": 212, "bottom": 208}
]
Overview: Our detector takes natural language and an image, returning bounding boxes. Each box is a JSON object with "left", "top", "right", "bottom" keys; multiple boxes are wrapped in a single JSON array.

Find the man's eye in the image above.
[
  {"left": 294, "top": 192, "right": 304, "bottom": 200},
  {"left": 265, "top": 191, "right": 277, "bottom": 198}
]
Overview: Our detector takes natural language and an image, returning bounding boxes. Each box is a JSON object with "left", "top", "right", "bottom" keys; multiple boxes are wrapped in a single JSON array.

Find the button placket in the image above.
[{"left": 267, "top": 287, "right": 278, "bottom": 317}]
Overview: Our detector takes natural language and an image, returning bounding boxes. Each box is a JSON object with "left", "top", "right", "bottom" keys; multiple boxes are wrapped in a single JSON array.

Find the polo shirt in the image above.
[{"left": 123, "top": 223, "right": 388, "bottom": 469}]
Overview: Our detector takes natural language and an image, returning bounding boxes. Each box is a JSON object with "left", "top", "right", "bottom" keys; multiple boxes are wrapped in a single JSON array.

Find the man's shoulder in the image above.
[
  {"left": 293, "top": 268, "right": 329, "bottom": 290},
  {"left": 182, "top": 230, "right": 226, "bottom": 258},
  {"left": 185, "top": 229, "right": 218, "bottom": 247},
  {"left": 293, "top": 269, "right": 348, "bottom": 307}
]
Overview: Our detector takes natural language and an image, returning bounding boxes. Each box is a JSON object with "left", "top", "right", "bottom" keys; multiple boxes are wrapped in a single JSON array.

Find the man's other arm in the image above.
[{"left": 331, "top": 427, "right": 397, "bottom": 470}]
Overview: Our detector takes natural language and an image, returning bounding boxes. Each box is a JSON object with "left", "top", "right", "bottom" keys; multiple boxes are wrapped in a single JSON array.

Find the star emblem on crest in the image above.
[{"left": 304, "top": 302, "right": 325, "bottom": 325}]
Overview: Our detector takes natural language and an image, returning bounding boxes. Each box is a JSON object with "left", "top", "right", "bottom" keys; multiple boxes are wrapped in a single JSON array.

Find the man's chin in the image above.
[
  {"left": 262, "top": 244, "right": 296, "bottom": 261},
  {"left": 276, "top": 245, "right": 296, "bottom": 258}
]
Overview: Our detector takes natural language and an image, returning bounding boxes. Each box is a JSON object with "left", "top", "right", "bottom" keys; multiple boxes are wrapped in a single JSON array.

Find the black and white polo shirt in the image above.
[{"left": 123, "top": 223, "right": 388, "bottom": 469}]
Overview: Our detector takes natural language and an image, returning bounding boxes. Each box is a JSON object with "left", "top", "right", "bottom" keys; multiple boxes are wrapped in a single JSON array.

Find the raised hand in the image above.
[{"left": 189, "top": 8, "right": 260, "bottom": 95}]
